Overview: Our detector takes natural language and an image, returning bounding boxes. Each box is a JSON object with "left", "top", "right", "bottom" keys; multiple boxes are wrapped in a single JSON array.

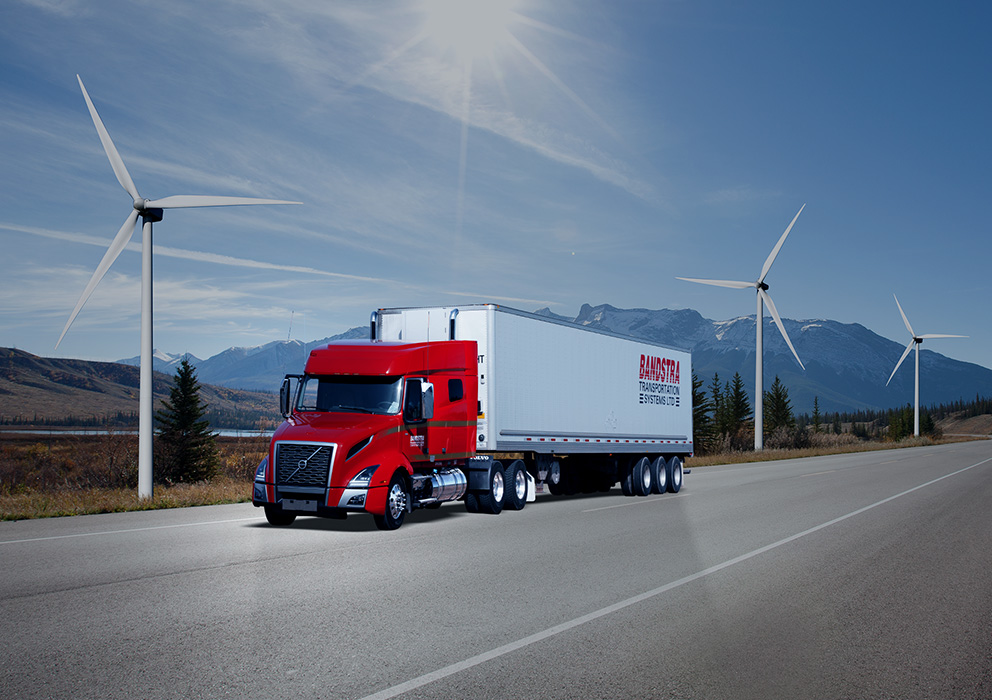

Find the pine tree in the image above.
[
  {"left": 692, "top": 372, "right": 714, "bottom": 454},
  {"left": 155, "top": 357, "right": 219, "bottom": 483},
  {"left": 710, "top": 373, "right": 727, "bottom": 437},
  {"left": 727, "top": 372, "right": 752, "bottom": 436},
  {"left": 811, "top": 396, "right": 822, "bottom": 434},
  {"left": 763, "top": 375, "right": 795, "bottom": 435}
]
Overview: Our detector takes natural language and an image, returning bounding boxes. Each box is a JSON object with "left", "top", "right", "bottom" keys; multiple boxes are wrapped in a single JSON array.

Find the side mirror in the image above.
[
  {"left": 403, "top": 379, "right": 435, "bottom": 423},
  {"left": 280, "top": 377, "right": 292, "bottom": 418},
  {"left": 422, "top": 382, "right": 434, "bottom": 421}
]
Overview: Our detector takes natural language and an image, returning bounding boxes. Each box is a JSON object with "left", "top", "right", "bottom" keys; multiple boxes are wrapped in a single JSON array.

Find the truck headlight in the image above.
[
  {"left": 254, "top": 457, "right": 268, "bottom": 483},
  {"left": 348, "top": 465, "right": 379, "bottom": 488}
]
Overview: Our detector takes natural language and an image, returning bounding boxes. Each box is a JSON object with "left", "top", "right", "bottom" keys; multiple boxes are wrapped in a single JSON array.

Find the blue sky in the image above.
[{"left": 1, "top": 0, "right": 989, "bottom": 376}]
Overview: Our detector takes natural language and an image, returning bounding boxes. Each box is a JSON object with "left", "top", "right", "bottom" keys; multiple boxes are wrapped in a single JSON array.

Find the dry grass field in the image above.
[
  {"left": 1, "top": 429, "right": 985, "bottom": 521},
  {"left": 0, "top": 433, "right": 267, "bottom": 520}
]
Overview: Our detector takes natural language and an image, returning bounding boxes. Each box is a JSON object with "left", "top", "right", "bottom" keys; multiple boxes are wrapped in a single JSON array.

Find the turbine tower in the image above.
[
  {"left": 57, "top": 75, "right": 300, "bottom": 499},
  {"left": 677, "top": 204, "right": 806, "bottom": 450},
  {"left": 885, "top": 294, "right": 966, "bottom": 437}
]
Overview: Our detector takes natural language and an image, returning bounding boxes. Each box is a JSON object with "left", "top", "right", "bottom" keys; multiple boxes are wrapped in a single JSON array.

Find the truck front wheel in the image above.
[
  {"left": 264, "top": 505, "right": 296, "bottom": 527},
  {"left": 374, "top": 472, "right": 409, "bottom": 530}
]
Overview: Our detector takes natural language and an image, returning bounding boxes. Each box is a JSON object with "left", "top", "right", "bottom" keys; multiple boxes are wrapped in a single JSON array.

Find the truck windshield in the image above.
[{"left": 297, "top": 376, "right": 403, "bottom": 415}]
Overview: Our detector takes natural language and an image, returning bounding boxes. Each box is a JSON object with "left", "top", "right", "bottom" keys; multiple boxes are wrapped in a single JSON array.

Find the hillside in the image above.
[{"left": 0, "top": 348, "right": 280, "bottom": 429}]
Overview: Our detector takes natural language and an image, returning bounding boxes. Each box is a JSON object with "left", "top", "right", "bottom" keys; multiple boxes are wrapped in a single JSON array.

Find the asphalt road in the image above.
[{"left": 2, "top": 441, "right": 991, "bottom": 700}]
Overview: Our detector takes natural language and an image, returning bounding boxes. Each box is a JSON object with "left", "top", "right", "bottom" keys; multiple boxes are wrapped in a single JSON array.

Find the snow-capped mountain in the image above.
[
  {"left": 537, "top": 304, "right": 992, "bottom": 413},
  {"left": 128, "top": 304, "right": 992, "bottom": 414},
  {"left": 118, "top": 326, "right": 367, "bottom": 392}
]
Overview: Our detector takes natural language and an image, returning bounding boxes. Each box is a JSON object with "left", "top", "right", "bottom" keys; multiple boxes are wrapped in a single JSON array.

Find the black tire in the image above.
[
  {"left": 666, "top": 456, "right": 683, "bottom": 493},
  {"left": 650, "top": 456, "right": 668, "bottom": 495},
  {"left": 373, "top": 471, "right": 409, "bottom": 530},
  {"left": 545, "top": 460, "right": 562, "bottom": 495},
  {"left": 477, "top": 461, "right": 505, "bottom": 515},
  {"left": 619, "top": 459, "right": 634, "bottom": 496},
  {"left": 503, "top": 459, "right": 528, "bottom": 510},
  {"left": 464, "top": 492, "right": 480, "bottom": 513},
  {"left": 632, "top": 456, "right": 652, "bottom": 497},
  {"left": 264, "top": 505, "right": 296, "bottom": 527}
]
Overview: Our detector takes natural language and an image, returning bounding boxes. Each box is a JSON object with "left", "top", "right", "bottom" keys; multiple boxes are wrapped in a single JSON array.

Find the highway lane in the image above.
[{"left": 2, "top": 441, "right": 990, "bottom": 699}]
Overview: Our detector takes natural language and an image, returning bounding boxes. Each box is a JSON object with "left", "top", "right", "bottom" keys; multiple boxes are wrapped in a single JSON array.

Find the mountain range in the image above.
[{"left": 118, "top": 304, "right": 992, "bottom": 415}]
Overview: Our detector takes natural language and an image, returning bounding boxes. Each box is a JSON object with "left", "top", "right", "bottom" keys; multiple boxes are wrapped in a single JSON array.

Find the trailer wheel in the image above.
[
  {"left": 264, "top": 505, "right": 296, "bottom": 527},
  {"left": 503, "top": 459, "right": 528, "bottom": 510},
  {"left": 650, "top": 456, "right": 668, "bottom": 495},
  {"left": 666, "top": 456, "right": 683, "bottom": 493},
  {"left": 374, "top": 472, "right": 408, "bottom": 530},
  {"left": 619, "top": 460, "right": 634, "bottom": 497},
  {"left": 477, "top": 461, "right": 505, "bottom": 515},
  {"left": 632, "top": 456, "right": 653, "bottom": 497}
]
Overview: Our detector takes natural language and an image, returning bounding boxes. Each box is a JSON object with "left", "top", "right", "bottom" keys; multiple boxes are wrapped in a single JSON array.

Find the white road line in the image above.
[
  {"left": 582, "top": 493, "right": 688, "bottom": 513},
  {"left": 798, "top": 469, "right": 838, "bottom": 478},
  {"left": 0, "top": 515, "right": 264, "bottom": 545},
  {"left": 356, "top": 456, "right": 992, "bottom": 700}
]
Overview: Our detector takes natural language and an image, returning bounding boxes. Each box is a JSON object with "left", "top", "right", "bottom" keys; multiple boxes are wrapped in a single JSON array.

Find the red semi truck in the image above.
[{"left": 253, "top": 304, "right": 693, "bottom": 530}]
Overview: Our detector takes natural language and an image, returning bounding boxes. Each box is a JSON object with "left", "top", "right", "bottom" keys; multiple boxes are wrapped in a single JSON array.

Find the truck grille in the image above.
[{"left": 274, "top": 442, "right": 335, "bottom": 487}]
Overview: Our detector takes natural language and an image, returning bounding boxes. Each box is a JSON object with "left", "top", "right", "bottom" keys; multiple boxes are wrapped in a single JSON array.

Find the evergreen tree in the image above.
[
  {"left": 710, "top": 373, "right": 727, "bottom": 437},
  {"left": 692, "top": 372, "right": 715, "bottom": 454},
  {"left": 811, "top": 396, "right": 822, "bottom": 434},
  {"left": 763, "top": 375, "right": 795, "bottom": 435},
  {"left": 727, "top": 372, "right": 752, "bottom": 435},
  {"left": 155, "top": 357, "right": 219, "bottom": 483}
]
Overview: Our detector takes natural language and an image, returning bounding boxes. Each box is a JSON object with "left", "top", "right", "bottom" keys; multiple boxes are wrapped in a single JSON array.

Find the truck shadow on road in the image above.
[
  {"left": 246, "top": 505, "right": 472, "bottom": 532},
  {"left": 246, "top": 489, "right": 646, "bottom": 533}
]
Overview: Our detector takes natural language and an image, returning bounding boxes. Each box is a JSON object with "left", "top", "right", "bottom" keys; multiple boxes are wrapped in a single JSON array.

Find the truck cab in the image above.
[{"left": 252, "top": 340, "right": 478, "bottom": 529}]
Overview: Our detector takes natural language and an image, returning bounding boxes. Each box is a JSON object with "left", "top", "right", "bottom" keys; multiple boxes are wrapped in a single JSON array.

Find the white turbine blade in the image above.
[
  {"left": 758, "top": 203, "right": 806, "bottom": 284},
  {"left": 893, "top": 294, "right": 915, "bottom": 338},
  {"left": 145, "top": 195, "right": 302, "bottom": 209},
  {"left": 886, "top": 339, "right": 916, "bottom": 386},
  {"left": 919, "top": 333, "right": 968, "bottom": 339},
  {"left": 77, "top": 75, "right": 140, "bottom": 202},
  {"left": 759, "top": 288, "right": 804, "bottom": 370},
  {"left": 56, "top": 209, "right": 140, "bottom": 348},
  {"left": 676, "top": 277, "right": 754, "bottom": 290}
]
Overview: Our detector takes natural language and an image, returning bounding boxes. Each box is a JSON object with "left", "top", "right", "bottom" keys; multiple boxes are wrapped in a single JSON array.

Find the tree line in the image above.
[{"left": 690, "top": 371, "right": 991, "bottom": 454}]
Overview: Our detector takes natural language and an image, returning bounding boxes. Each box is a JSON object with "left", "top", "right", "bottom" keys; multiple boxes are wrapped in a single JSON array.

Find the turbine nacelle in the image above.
[
  {"left": 57, "top": 75, "right": 301, "bottom": 350},
  {"left": 676, "top": 203, "right": 807, "bottom": 372},
  {"left": 885, "top": 294, "right": 966, "bottom": 387}
]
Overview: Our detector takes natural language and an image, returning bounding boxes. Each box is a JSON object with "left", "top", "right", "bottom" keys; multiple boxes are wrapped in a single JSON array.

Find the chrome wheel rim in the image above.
[
  {"left": 514, "top": 468, "right": 527, "bottom": 500},
  {"left": 387, "top": 482, "right": 406, "bottom": 519},
  {"left": 492, "top": 472, "right": 504, "bottom": 502}
]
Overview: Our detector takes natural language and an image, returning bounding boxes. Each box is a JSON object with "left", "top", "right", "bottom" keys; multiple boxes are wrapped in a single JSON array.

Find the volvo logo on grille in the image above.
[{"left": 286, "top": 446, "right": 324, "bottom": 483}]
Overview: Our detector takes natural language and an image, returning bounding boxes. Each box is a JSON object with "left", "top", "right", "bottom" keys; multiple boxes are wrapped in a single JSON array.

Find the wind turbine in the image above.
[
  {"left": 885, "top": 294, "right": 966, "bottom": 437},
  {"left": 677, "top": 204, "right": 806, "bottom": 450},
  {"left": 57, "top": 75, "right": 300, "bottom": 499}
]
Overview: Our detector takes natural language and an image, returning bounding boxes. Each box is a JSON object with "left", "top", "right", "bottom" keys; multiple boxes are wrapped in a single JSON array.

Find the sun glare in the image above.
[{"left": 422, "top": 0, "right": 518, "bottom": 62}]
